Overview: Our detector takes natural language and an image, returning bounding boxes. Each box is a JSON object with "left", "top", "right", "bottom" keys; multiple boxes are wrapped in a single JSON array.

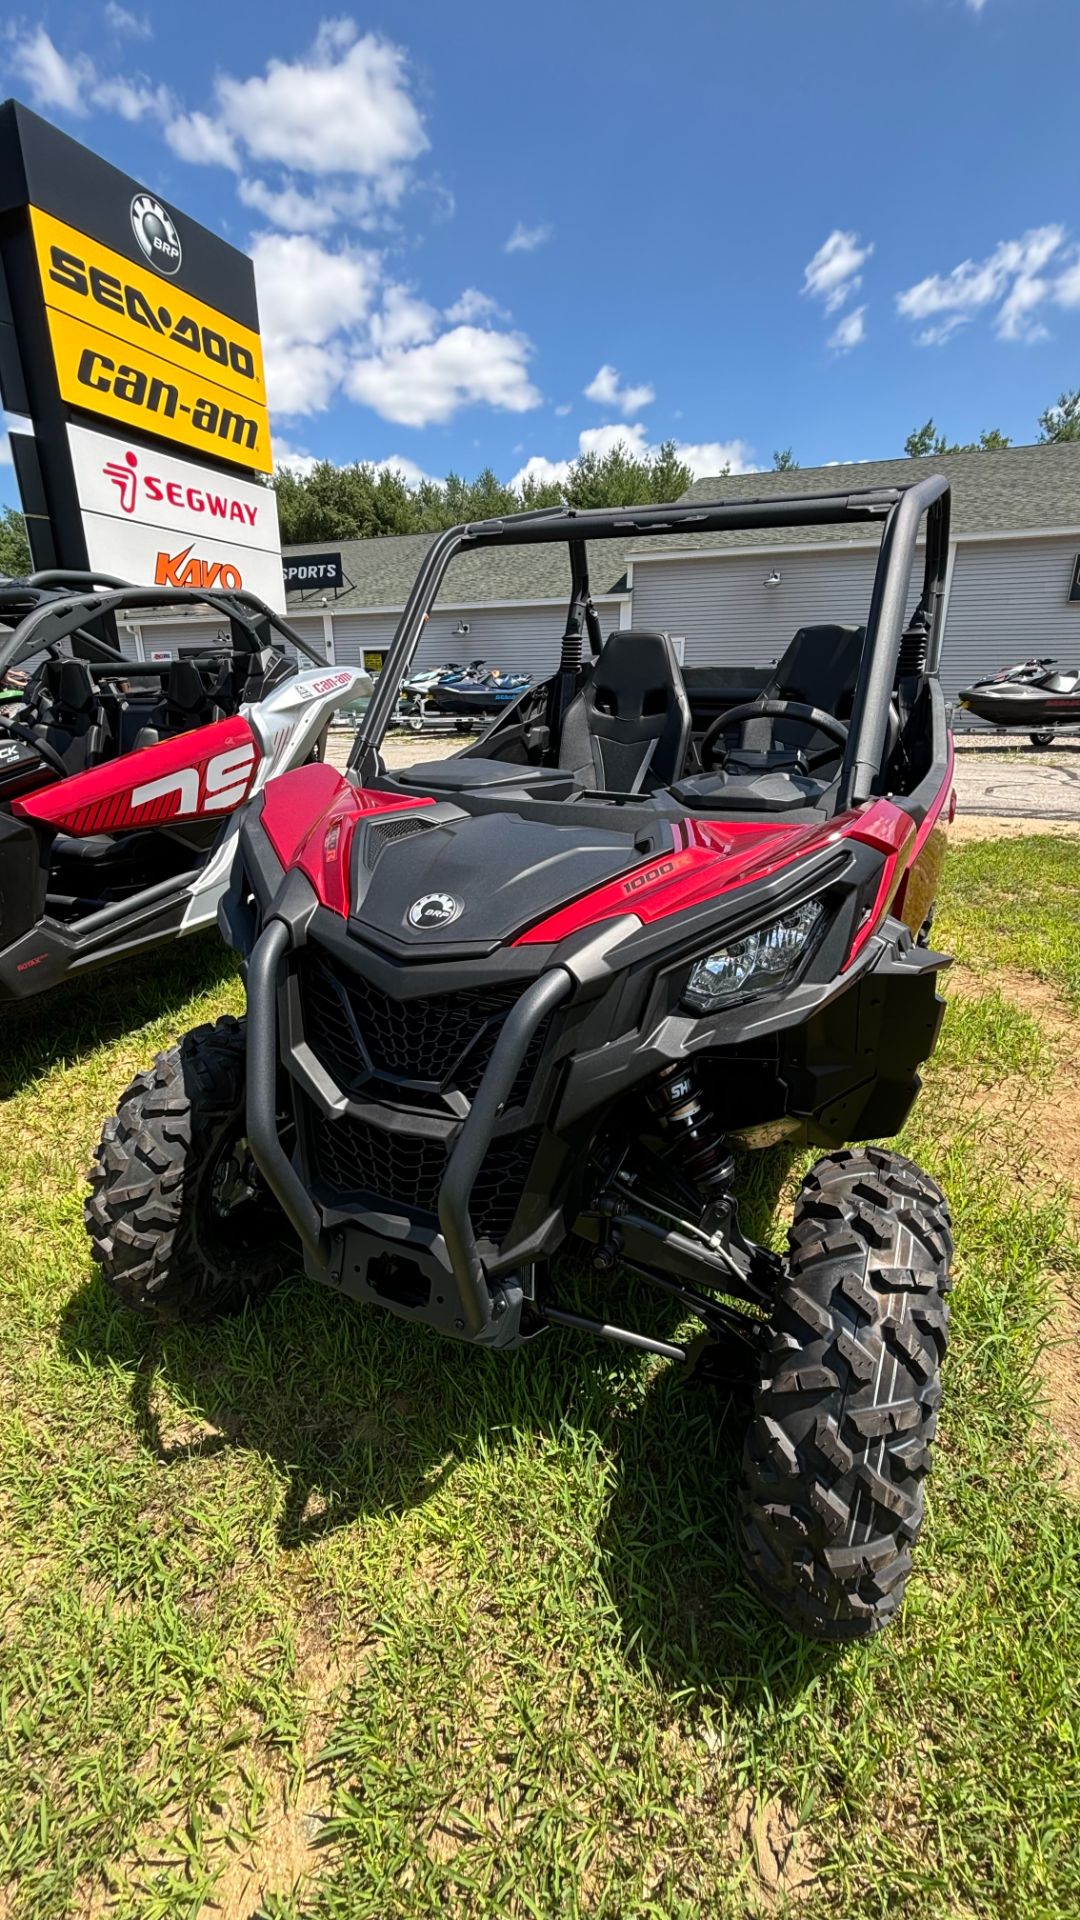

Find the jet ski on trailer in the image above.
[{"left": 958, "top": 657, "right": 1080, "bottom": 746}]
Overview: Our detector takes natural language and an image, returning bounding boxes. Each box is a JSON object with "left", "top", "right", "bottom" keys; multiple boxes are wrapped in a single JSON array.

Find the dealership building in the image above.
[{"left": 134, "top": 442, "right": 1080, "bottom": 713}]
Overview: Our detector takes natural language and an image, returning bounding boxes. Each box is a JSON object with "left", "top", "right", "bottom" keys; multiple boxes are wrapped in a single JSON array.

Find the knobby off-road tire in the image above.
[
  {"left": 86, "top": 1014, "right": 294, "bottom": 1324},
  {"left": 740, "top": 1147, "right": 952, "bottom": 1642}
]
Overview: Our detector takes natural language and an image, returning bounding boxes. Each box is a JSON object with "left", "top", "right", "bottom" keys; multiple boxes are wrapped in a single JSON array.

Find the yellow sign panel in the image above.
[
  {"left": 30, "top": 206, "right": 267, "bottom": 408},
  {"left": 45, "top": 306, "right": 273, "bottom": 475}
]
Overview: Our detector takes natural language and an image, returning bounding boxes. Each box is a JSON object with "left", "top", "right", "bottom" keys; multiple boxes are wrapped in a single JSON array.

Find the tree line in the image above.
[
  {"left": 0, "top": 387, "right": 1077, "bottom": 573},
  {"left": 270, "top": 438, "right": 697, "bottom": 546}
]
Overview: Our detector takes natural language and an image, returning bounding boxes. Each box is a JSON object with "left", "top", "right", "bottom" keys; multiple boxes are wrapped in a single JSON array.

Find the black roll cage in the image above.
[
  {"left": 349, "top": 477, "right": 951, "bottom": 808},
  {"left": 0, "top": 571, "right": 325, "bottom": 678}
]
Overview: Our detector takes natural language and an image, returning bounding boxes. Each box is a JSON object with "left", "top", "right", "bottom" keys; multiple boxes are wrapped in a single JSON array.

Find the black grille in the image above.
[
  {"left": 306, "top": 1105, "right": 540, "bottom": 1244},
  {"left": 301, "top": 955, "right": 547, "bottom": 1102},
  {"left": 367, "top": 815, "right": 436, "bottom": 865}
]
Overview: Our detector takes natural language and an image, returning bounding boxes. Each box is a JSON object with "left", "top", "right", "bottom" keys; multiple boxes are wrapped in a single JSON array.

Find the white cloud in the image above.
[
  {"left": 265, "top": 341, "right": 347, "bottom": 415},
  {"left": 167, "top": 107, "right": 238, "bottom": 168},
  {"left": 828, "top": 304, "right": 867, "bottom": 353},
  {"left": 271, "top": 443, "right": 438, "bottom": 488},
  {"left": 554, "top": 402, "right": 573, "bottom": 418},
  {"left": 578, "top": 421, "right": 650, "bottom": 460},
  {"left": 8, "top": 22, "right": 168, "bottom": 128},
  {"left": 1055, "top": 256, "right": 1080, "bottom": 308},
  {"left": 272, "top": 438, "right": 320, "bottom": 478},
  {"left": 672, "top": 439, "right": 756, "bottom": 479},
  {"left": 252, "top": 233, "right": 379, "bottom": 416},
  {"left": 103, "top": 3, "right": 151, "bottom": 37},
  {"left": 165, "top": 22, "right": 426, "bottom": 210},
  {"left": 511, "top": 453, "right": 574, "bottom": 492},
  {"left": 371, "top": 454, "right": 439, "bottom": 489},
  {"left": 94, "top": 75, "right": 171, "bottom": 121},
  {"left": 8, "top": 26, "right": 93, "bottom": 115},
  {"left": 583, "top": 363, "right": 655, "bottom": 416},
  {"left": 369, "top": 284, "right": 440, "bottom": 351},
  {"left": 346, "top": 326, "right": 541, "bottom": 427},
  {"left": 238, "top": 176, "right": 337, "bottom": 232},
  {"left": 802, "top": 229, "right": 874, "bottom": 311},
  {"left": 445, "top": 288, "right": 508, "bottom": 325},
  {"left": 966, "top": 0, "right": 987, "bottom": 11},
  {"left": 896, "top": 225, "right": 1073, "bottom": 343},
  {"left": 505, "top": 221, "right": 552, "bottom": 254},
  {"left": 511, "top": 426, "right": 754, "bottom": 491},
  {"left": 252, "top": 233, "right": 379, "bottom": 347},
  {"left": 915, "top": 315, "right": 969, "bottom": 347}
]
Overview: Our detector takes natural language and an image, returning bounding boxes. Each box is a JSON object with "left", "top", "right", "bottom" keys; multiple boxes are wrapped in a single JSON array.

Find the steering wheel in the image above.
[
  {"left": 0, "top": 716, "right": 70, "bottom": 778},
  {"left": 700, "top": 698, "right": 849, "bottom": 773}
]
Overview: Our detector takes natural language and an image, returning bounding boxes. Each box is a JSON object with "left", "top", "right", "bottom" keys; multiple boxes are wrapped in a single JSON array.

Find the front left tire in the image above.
[{"left": 86, "top": 1015, "right": 295, "bottom": 1324}]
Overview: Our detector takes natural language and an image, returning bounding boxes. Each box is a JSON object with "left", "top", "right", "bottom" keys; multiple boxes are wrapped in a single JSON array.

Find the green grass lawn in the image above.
[{"left": 1, "top": 840, "right": 1079, "bottom": 1919}]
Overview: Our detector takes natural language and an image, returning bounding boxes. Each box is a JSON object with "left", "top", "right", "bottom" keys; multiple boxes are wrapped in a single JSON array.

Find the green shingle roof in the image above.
[
  {"left": 630, "top": 442, "right": 1080, "bottom": 555},
  {"left": 285, "top": 532, "right": 631, "bottom": 612}
]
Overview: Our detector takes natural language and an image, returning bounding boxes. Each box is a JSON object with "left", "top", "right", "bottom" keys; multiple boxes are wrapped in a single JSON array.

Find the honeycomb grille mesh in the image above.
[
  {"left": 306, "top": 1105, "right": 540, "bottom": 1244},
  {"left": 300, "top": 954, "right": 546, "bottom": 1101}
]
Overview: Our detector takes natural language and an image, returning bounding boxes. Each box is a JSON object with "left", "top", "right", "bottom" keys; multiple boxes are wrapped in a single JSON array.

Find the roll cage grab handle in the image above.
[
  {"left": 0, "top": 581, "right": 326, "bottom": 677},
  {"left": 349, "top": 476, "right": 951, "bottom": 802}
]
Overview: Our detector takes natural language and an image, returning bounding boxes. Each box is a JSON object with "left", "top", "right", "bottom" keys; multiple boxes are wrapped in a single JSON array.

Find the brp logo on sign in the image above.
[
  {"left": 130, "top": 194, "right": 182, "bottom": 276},
  {"left": 407, "top": 893, "right": 463, "bottom": 930}
]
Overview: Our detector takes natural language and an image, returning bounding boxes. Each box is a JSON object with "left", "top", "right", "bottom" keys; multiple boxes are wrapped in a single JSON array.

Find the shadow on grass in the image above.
[
  {"left": 58, "top": 1141, "right": 835, "bottom": 1704},
  {"left": 0, "top": 931, "right": 238, "bottom": 1099}
]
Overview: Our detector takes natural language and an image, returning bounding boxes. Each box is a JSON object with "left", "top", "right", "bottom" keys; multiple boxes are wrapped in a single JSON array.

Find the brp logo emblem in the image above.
[
  {"left": 407, "top": 893, "right": 463, "bottom": 930},
  {"left": 130, "top": 193, "right": 182, "bottom": 276}
]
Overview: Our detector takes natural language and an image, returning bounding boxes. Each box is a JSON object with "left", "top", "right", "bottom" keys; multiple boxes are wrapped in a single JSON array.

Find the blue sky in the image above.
[{"left": 1, "top": 0, "right": 1078, "bottom": 507}]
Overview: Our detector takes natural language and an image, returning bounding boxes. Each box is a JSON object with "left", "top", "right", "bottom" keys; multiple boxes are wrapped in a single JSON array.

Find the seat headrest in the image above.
[
  {"left": 40, "top": 657, "right": 98, "bottom": 716},
  {"left": 589, "top": 630, "right": 685, "bottom": 720},
  {"left": 768, "top": 623, "right": 865, "bottom": 711},
  {"left": 165, "top": 659, "right": 210, "bottom": 713}
]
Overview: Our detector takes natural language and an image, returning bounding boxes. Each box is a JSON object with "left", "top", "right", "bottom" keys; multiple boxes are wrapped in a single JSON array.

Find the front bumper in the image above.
[{"left": 245, "top": 912, "right": 573, "bottom": 1348}]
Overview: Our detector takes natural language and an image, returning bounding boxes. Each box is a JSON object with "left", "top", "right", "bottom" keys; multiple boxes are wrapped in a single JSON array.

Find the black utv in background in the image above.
[{"left": 88, "top": 477, "right": 956, "bottom": 1642}]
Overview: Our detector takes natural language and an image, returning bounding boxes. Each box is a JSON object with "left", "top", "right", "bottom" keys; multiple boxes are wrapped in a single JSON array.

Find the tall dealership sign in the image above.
[{"left": 0, "top": 100, "right": 284, "bottom": 609}]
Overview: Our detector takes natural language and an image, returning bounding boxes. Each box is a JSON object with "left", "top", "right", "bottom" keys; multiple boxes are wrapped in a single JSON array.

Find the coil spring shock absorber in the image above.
[{"left": 647, "top": 1062, "right": 734, "bottom": 1199}]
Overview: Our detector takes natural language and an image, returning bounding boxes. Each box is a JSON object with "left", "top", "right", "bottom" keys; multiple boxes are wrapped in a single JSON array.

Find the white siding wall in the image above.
[
  {"left": 284, "top": 614, "right": 329, "bottom": 661},
  {"left": 943, "top": 537, "right": 1080, "bottom": 701},
  {"left": 328, "top": 598, "right": 628, "bottom": 678},
  {"left": 131, "top": 613, "right": 326, "bottom": 666},
  {"left": 328, "top": 612, "right": 401, "bottom": 668},
  {"left": 135, "top": 617, "right": 229, "bottom": 656},
  {"left": 630, "top": 549, "right": 885, "bottom": 674}
]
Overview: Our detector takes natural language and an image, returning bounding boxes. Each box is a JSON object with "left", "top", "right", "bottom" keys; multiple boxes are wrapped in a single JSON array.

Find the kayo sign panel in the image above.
[{"left": 67, "top": 424, "right": 285, "bottom": 611}]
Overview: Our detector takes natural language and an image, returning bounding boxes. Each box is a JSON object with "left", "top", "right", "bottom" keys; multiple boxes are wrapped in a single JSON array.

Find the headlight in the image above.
[{"left": 682, "top": 900, "right": 824, "bottom": 1012}]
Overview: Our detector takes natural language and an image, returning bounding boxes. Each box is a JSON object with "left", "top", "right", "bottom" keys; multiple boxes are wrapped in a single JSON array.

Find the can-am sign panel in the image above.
[
  {"left": 46, "top": 303, "right": 272, "bottom": 474},
  {"left": 67, "top": 423, "right": 284, "bottom": 611}
]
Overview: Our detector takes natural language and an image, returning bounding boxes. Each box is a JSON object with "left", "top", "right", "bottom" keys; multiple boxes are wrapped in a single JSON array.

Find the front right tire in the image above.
[
  {"left": 740, "top": 1147, "right": 952, "bottom": 1641},
  {"left": 86, "top": 1015, "right": 295, "bottom": 1324}
]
